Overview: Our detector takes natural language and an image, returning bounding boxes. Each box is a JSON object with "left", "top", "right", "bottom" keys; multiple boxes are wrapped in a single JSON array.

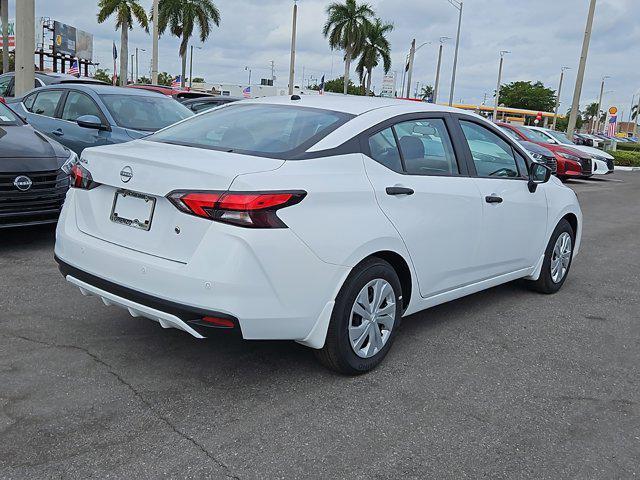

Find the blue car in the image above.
[{"left": 8, "top": 84, "right": 193, "bottom": 155}]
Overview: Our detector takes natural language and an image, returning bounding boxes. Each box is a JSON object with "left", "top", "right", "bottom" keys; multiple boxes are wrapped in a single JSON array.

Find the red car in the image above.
[
  {"left": 497, "top": 122, "right": 592, "bottom": 179},
  {"left": 126, "top": 84, "right": 212, "bottom": 101}
]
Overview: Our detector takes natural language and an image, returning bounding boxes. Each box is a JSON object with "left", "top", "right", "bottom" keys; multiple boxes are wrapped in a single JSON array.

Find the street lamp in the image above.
[
  {"left": 433, "top": 36, "right": 451, "bottom": 104},
  {"left": 447, "top": 0, "right": 463, "bottom": 106},
  {"left": 552, "top": 66, "right": 571, "bottom": 130},
  {"left": 405, "top": 40, "right": 432, "bottom": 98},
  {"left": 189, "top": 45, "right": 202, "bottom": 88},
  {"left": 245, "top": 66, "right": 252, "bottom": 85},
  {"left": 492, "top": 50, "right": 510, "bottom": 122},
  {"left": 135, "top": 47, "right": 146, "bottom": 83},
  {"left": 594, "top": 75, "right": 611, "bottom": 133}
]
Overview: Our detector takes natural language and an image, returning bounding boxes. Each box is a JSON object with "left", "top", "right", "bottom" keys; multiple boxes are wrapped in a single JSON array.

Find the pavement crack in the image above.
[{"left": 3, "top": 333, "right": 241, "bottom": 479}]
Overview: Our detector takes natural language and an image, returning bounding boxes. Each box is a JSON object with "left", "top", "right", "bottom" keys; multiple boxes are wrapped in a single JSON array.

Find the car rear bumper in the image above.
[{"left": 54, "top": 194, "right": 349, "bottom": 343}]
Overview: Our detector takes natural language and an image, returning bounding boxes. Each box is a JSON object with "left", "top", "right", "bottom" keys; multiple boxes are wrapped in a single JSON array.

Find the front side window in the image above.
[
  {"left": 460, "top": 120, "right": 520, "bottom": 178},
  {"left": 100, "top": 94, "right": 193, "bottom": 132},
  {"left": 394, "top": 119, "right": 458, "bottom": 175},
  {"left": 368, "top": 127, "right": 402, "bottom": 172},
  {"left": 150, "top": 104, "right": 352, "bottom": 157},
  {"left": 0, "top": 75, "right": 11, "bottom": 96},
  {"left": 29, "top": 90, "right": 64, "bottom": 117},
  {"left": 62, "top": 91, "right": 103, "bottom": 122}
]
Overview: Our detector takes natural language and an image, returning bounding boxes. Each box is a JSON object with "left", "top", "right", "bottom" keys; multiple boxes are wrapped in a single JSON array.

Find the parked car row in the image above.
[{"left": 497, "top": 122, "right": 615, "bottom": 180}]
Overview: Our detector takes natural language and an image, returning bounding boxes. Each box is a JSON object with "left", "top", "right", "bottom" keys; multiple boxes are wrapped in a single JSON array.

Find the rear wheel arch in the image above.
[{"left": 355, "top": 250, "right": 412, "bottom": 312}]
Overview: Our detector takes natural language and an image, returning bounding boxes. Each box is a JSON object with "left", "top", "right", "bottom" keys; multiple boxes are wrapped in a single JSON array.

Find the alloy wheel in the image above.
[{"left": 551, "top": 232, "right": 572, "bottom": 283}]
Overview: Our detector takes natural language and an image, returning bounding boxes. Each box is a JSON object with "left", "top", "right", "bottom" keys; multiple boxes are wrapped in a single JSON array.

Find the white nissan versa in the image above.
[{"left": 55, "top": 96, "right": 582, "bottom": 374}]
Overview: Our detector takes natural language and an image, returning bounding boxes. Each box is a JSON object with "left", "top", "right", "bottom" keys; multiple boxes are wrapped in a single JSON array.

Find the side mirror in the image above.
[
  {"left": 77, "top": 114, "right": 104, "bottom": 130},
  {"left": 528, "top": 162, "right": 552, "bottom": 193}
]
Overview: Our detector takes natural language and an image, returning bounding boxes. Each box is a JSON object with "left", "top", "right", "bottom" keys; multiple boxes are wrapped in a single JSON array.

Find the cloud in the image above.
[{"left": 6, "top": 0, "right": 637, "bottom": 113}]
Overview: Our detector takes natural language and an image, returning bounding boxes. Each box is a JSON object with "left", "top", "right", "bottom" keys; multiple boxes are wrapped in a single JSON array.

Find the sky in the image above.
[{"left": 6, "top": 0, "right": 640, "bottom": 118}]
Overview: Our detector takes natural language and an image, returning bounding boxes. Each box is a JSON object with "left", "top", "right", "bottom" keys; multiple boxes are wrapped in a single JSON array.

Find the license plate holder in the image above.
[{"left": 110, "top": 189, "right": 156, "bottom": 231}]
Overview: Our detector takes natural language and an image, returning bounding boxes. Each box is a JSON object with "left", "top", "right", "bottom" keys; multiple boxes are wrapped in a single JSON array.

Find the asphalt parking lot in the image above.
[{"left": 1, "top": 173, "right": 639, "bottom": 479}]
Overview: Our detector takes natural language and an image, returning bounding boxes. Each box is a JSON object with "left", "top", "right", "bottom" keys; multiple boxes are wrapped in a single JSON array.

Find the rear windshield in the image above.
[
  {"left": 100, "top": 94, "right": 193, "bottom": 132},
  {"left": 0, "top": 102, "right": 22, "bottom": 126},
  {"left": 149, "top": 103, "right": 353, "bottom": 157}
]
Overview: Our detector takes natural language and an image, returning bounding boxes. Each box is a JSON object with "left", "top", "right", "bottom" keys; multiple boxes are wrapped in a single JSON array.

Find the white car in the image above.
[
  {"left": 527, "top": 126, "right": 614, "bottom": 173},
  {"left": 55, "top": 96, "right": 582, "bottom": 374}
]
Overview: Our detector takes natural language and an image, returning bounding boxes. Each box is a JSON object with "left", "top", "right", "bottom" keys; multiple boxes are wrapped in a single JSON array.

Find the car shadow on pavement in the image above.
[{"left": 0, "top": 224, "right": 56, "bottom": 251}]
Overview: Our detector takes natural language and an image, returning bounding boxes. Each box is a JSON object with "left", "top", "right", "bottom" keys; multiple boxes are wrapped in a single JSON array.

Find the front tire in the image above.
[
  {"left": 315, "top": 258, "right": 402, "bottom": 375},
  {"left": 527, "top": 219, "right": 575, "bottom": 294}
]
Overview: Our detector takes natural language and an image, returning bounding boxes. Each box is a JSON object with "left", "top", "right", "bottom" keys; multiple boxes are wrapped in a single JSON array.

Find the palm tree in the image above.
[
  {"left": 97, "top": 0, "right": 149, "bottom": 86},
  {"left": 156, "top": 0, "right": 221, "bottom": 88},
  {"left": 355, "top": 18, "right": 392, "bottom": 96},
  {"left": 420, "top": 85, "right": 434, "bottom": 102},
  {"left": 323, "top": 0, "right": 374, "bottom": 95}
]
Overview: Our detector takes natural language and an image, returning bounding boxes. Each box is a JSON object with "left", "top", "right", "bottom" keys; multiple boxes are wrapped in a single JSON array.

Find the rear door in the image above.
[
  {"left": 362, "top": 114, "right": 485, "bottom": 298},
  {"left": 57, "top": 90, "right": 112, "bottom": 154},
  {"left": 21, "top": 89, "right": 66, "bottom": 142},
  {"left": 456, "top": 117, "right": 548, "bottom": 276}
]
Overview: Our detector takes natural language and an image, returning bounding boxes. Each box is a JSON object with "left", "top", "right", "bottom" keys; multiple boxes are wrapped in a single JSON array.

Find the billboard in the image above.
[
  {"left": 53, "top": 21, "right": 77, "bottom": 56},
  {"left": 76, "top": 30, "right": 94, "bottom": 61},
  {"left": 0, "top": 20, "right": 16, "bottom": 50}
]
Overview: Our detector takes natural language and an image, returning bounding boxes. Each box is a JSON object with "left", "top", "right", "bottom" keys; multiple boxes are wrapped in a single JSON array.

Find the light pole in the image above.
[
  {"left": 189, "top": 45, "right": 202, "bottom": 88},
  {"left": 288, "top": 0, "right": 298, "bottom": 95},
  {"left": 492, "top": 50, "right": 510, "bottom": 122},
  {"left": 433, "top": 36, "right": 450, "bottom": 104},
  {"left": 15, "top": 0, "right": 35, "bottom": 96},
  {"left": 405, "top": 40, "right": 431, "bottom": 98},
  {"left": 552, "top": 66, "right": 571, "bottom": 130},
  {"left": 567, "top": 0, "right": 597, "bottom": 140},
  {"left": 245, "top": 66, "right": 252, "bottom": 85},
  {"left": 447, "top": 0, "right": 463, "bottom": 106},
  {"left": 593, "top": 75, "right": 610, "bottom": 133},
  {"left": 135, "top": 47, "right": 145, "bottom": 83},
  {"left": 130, "top": 54, "right": 134, "bottom": 83},
  {"left": 151, "top": 0, "right": 159, "bottom": 84},
  {"left": 1, "top": 0, "right": 8, "bottom": 74}
]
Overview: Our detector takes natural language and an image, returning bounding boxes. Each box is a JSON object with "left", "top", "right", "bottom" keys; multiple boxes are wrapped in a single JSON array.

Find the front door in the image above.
[
  {"left": 363, "top": 116, "right": 484, "bottom": 298},
  {"left": 457, "top": 118, "right": 548, "bottom": 277},
  {"left": 57, "top": 90, "right": 111, "bottom": 154}
]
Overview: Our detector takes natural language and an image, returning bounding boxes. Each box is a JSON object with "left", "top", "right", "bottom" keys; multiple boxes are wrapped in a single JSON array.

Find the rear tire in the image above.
[
  {"left": 315, "top": 258, "right": 402, "bottom": 375},
  {"left": 526, "top": 219, "right": 575, "bottom": 294}
]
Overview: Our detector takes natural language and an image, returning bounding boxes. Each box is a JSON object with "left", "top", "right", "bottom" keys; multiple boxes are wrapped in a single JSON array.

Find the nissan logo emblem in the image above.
[
  {"left": 14, "top": 175, "right": 33, "bottom": 191},
  {"left": 120, "top": 166, "right": 133, "bottom": 183}
]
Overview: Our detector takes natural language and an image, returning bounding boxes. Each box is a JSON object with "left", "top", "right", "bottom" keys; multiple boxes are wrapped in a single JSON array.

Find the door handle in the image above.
[
  {"left": 485, "top": 195, "right": 503, "bottom": 204},
  {"left": 51, "top": 129, "right": 64, "bottom": 137},
  {"left": 386, "top": 186, "right": 414, "bottom": 196}
]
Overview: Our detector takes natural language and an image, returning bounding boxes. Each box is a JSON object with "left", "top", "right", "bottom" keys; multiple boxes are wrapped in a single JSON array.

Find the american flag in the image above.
[
  {"left": 606, "top": 115, "right": 617, "bottom": 137},
  {"left": 242, "top": 86, "right": 251, "bottom": 98},
  {"left": 68, "top": 60, "right": 80, "bottom": 77},
  {"left": 318, "top": 75, "right": 325, "bottom": 95},
  {"left": 171, "top": 75, "right": 182, "bottom": 88}
]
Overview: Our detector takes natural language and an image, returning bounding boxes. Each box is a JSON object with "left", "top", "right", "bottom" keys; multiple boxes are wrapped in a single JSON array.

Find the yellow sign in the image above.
[
  {"left": 55, "top": 34, "right": 62, "bottom": 46},
  {"left": 609, "top": 106, "right": 618, "bottom": 115}
]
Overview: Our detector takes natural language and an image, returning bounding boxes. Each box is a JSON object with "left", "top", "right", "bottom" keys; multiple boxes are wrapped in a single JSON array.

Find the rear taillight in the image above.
[
  {"left": 70, "top": 163, "right": 100, "bottom": 190},
  {"left": 167, "top": 190, "right": 306, "bottom": 228}
]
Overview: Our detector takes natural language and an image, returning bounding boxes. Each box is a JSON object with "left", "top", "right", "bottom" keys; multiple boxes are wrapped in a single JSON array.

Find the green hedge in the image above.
[
  {"left": 612, "top": 150, "right": 640, "bottom": 167},
  {"left": 617, "top": 142, "right": 640, "bottom": 152}
]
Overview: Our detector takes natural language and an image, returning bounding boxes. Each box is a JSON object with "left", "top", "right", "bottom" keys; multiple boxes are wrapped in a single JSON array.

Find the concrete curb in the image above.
[{"left": 614, "top": 166, "right": 640, "bottom": 171}]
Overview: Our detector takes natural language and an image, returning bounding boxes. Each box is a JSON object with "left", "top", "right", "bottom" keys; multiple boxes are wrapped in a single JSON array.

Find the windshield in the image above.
[
  {"left": 100, "top": 94, "right": 193, "bottom": 132},
  {"left": 0, "top": 102, "right": 22, "bottom": 126},
  {"left": 500, "top": 126, "right": 521, "bottom": 142},
  {"left": 544, "top": 129, "right": 574, "bottom": 145},
  {"left": 150, "top": 103, "right": 353, "bottom": 157},
  {"left": 517, "top": 126, "right": 552, "bottom": 143}
]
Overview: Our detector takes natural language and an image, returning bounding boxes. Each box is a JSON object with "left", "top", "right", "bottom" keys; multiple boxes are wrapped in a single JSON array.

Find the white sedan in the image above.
[{"left": 55, "top": 96, "right": 582, "bottom": 374}]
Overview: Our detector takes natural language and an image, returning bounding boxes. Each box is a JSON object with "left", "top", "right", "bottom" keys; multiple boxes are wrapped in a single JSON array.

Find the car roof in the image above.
[
  {"left": 243, "top": 94, "right": 461, "bottom": 116},
  {"left": 36, "top": 83, "right": 166, "bottom": 97}
]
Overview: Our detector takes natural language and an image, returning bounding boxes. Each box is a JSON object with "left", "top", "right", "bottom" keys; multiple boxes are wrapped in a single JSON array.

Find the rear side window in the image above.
[
  {"left": 150, "top": 104, "right": 352, "bottom": 157},
  {"left": 368, "top": 128, "right": 402, "bottom": 172},
  {"left": 395, "top": 119, "right": 458, "bottom": 175},
  {"left": 460, "top": 120, "right": 520, "bottom": 178},
  {"left": 29, "top": 90, "right": 64, "bottom": 117},
  {"left": 0, "top": 75, "right": 11, "bottom": 96}
]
